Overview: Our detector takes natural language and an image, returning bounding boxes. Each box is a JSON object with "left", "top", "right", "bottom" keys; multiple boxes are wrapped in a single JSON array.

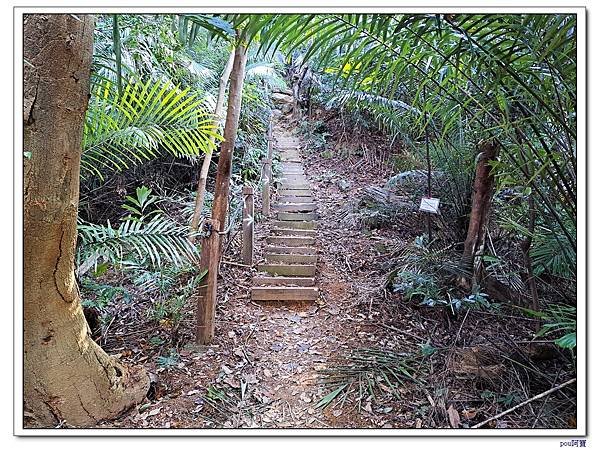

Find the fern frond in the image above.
[
  {"left": 82, "top": 79, "right": 221, "bottom": 180},
  {"left": 77, "top": 216, "right": 199, "bottom": 272}
]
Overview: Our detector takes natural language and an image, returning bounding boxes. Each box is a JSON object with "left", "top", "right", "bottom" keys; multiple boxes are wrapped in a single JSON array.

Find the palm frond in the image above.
[
  {"left": 82, "top": 78, "right": 221, "bottom": 180},
  {"left": 77, "top": 216, "right": 199, "bottom": 272}
]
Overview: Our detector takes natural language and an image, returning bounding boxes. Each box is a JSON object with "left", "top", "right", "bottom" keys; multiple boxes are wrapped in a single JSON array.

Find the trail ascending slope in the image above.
[{"left": 252, "top": 133, "right": 319, "bottom": 302}]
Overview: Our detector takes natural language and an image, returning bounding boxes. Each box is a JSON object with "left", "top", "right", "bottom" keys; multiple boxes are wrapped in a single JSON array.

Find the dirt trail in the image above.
[{"left": 106, "top": 118, "right": 418, "bottom": 429}]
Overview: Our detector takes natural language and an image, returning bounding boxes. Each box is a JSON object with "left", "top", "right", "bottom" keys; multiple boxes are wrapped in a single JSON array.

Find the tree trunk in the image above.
[
  {"left": 521, "top": 195, "right": 540, "bottom": 309},
  {"left": 189, "top": 48, "right": 236, "bottom": 242},
  {"left": 460, "top": 140, "right": 499, "bottom": 288},
  {"left": 207, "top": 38, "right": 247, "bottom": 235},
  {"left": 196, "top": 36, "right": 247, "bottom": 344},
  {"left": 23, "top": 14, "right": 148, "bottom": 428}
]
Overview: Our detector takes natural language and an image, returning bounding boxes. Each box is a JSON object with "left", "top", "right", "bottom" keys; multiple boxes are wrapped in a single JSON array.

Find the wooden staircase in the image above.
[{"left": 251, "top": 135, "right": 319, "bottom": 302}]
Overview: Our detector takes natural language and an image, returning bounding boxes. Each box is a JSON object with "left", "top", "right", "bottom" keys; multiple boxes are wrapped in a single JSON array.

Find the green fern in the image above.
[
  {"left": 82, "top": 78, "right": 221, "bottom": 180},
  {"left": 77, "top": 215, "right": 199, "bottom": 272}
]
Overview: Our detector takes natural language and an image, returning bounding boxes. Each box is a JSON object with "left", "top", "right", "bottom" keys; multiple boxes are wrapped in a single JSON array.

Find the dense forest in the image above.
[{"left": 22, "top": 13, "right": 578, "bottom": 430}]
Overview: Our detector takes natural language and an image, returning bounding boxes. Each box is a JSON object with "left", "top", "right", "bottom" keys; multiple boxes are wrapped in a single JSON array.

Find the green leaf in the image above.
[
  {"left": 93, "top": 262, "right": 109, "bottom": 277},
  {"left": 554, "top": 332, "right": 576, "bottom": 349},
  {"left": 315, "top": 384, "right": 348, "bottom": 409}
]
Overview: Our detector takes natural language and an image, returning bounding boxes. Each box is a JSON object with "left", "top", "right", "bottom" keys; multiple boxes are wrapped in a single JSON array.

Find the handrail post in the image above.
[
  {"left": 262, "top": 178, "right": 270, "bottom": 216},
  {"left": 242, "top": 185, "right": 254, "bottom": 265}
]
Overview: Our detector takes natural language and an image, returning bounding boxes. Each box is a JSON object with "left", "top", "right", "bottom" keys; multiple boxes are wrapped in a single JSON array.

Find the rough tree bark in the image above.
[
  {"left": 459, "top": 140, "right": 499, "bottom": 289},
  {"left": 189, "top": 48, "right": 236, "bottom": 242},
  {"left": 23, "top": 14, "right": 148, "bottom": 428}
]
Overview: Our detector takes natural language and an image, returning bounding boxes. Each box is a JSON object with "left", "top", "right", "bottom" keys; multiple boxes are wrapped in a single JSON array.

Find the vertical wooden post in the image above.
[
  {"left": 262, "top": 178, "right": 270, "bottom": 216},
  {"left": 261, "top": 115, "right": 273, "bottom": 217},
  {"left": 196, "top": 219, "right": 221, "bottom": 345},
  {"left": 242, "top": 186, "right": 254, "bottom": 265},
  {"left": 266, "top": 118, "right": 274, "bottom": 183}
]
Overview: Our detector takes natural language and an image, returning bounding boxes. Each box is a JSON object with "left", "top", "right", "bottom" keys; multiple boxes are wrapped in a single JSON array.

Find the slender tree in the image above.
[
  {"left": 209, "top": 36, "right": 248, "bottom": 234},
  {"left": 196, "top": 34, "right": 247, "bottom": 344},
  {"left": 189, "top": 48, "right": 236, "bottom": 241},
  {"left": 460, "top": 140, "right": 499, "bottom": 289},
  {"left": 23, "top": 14, "right": 148, "bottom": 427}
]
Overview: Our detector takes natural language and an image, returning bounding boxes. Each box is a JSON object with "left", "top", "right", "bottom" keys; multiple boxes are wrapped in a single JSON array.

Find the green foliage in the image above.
[
  {"left": 78, "top": 215, "right": 198, "bottom": 269},
  {"left": 148, "top": 295, "right": 187, "bottom": 324},
  {"left": 480, "top": 390, "right": 523, "bottom": 407},
  {"left": 157, "top": 348, "right": 180, "bottom": 369},
  {"left": 392, "top": 270, "right": 440, "bottom": 303},
  {"left": 299, "top": 119, "right": 330, "bottom": 150},
  {"left": 522, "top": 304, "right": 576, "bottom": 349},
  {"left": 530, "top": 222, "right": 576, "bottom": 278},
  {"left": 80, "top": 278, "right": 132, "bottom": 309},
  {"left": 83, "top": 79, "right": 219, "bottom": 180},
  {"left": 122, "top": 185, "right": 161, "bottom": 221},
  {"left": 77, "top": 186, "right": 199, "bottom": 273},
  {"left": 145, "top": 268, "right": 204, "bottom": 324}
]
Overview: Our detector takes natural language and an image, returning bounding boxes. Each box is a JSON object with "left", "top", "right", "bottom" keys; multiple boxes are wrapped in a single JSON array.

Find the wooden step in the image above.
[
  {"left": 264, "top": 245, "right": 317, "bottom": 255},
  {"left": 271, "top": 227, "right": 316, "bottom": 236},
  {"left": 281, "top": 171, "right": 304, "bottom": 176},
  {"left": 279, "top": 196, "right": 314, "bottom": 203},
  {"left": 281, "top": 173, "right": 306, "bottom": 179},
  {"left": 280, "top": 183, "right": 310, "bottom": 189},
  {"left": 281, "top": 178, "right": 308, "bottom": 185},
  {"left": 265, "top": 253, "right": 318, "bottom": 264},
  {"left": 277, "top": 188, "right": 312, "bottom": 197},
  {"left": 279, "top": 193, "right": 312, "bottom": 198},
  {"left": 252, "top": 276, "right": 315, "bottom": 287},
  {"left": 256, "top": 264, "right": 316, "bottom": 277},
  {"left": 273, "top": 203, "right": 317, "bottom": 212},
  {"left": 273, "top": 220, "right": 316, "bottom": 230},
  {"left": 281, "top": 164, "right": 304, "bottom": 170},
  {"left": 278, "top": 212, "right": 317, "bottom": 221},
  {"left": 251, "top": 286, "right": 318, "bottom": 301},
  {"left": 266, "top": 235, "right": 315, "bottom": 246},
  {"left": 281, "top": 158, "right": 302, "bottom": 163}
]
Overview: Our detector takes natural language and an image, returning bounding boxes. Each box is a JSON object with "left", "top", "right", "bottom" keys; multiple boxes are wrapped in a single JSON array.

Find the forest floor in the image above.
[{"left": 99, "top": 115, "right": 576, "bottom": 430}]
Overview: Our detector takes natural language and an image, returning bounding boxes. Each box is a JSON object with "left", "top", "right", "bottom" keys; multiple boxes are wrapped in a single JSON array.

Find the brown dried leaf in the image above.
[{"left": 447, "top": 404, "right": 461, "bottom": 428}]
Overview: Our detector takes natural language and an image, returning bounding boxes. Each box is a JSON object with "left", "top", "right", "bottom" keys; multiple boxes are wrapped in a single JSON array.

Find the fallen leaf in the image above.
[
  {"left": 270, "top": 342, "right": 285, "bottom": 352},
  {"left": 300, "top": 392, "right": 312, "bottom": 403},
  {"left": 287, "top": 314, "right": 302, "bottom": 324},
  {"left": 263, "top": 368, "right": 272, "bottom": 377},
  {"left": 223, "top": 375, "right": 239, "bottom": 389},
  {"left": 147, "top": 407, "right": 162, "bottom": 417},
  {"left": 243, "top": 373, "right": 259, "bottom": 384},
  {"left": 462, "top": 408, "right": 478, "bottom": 420},
  {"left": 447, "top": 404, "right": 461, "bottom": 428}
]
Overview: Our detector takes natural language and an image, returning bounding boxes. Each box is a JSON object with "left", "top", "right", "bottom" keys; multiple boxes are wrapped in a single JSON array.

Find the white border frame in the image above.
[{"left": 13, "top": 4, "right": 587, "bottom": 437}]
